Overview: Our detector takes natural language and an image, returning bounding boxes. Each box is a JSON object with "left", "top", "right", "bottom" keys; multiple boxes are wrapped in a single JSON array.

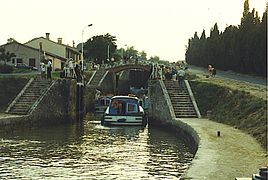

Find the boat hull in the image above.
[{"left": 101, "top": 115, "right": 147, "bottom": 126}]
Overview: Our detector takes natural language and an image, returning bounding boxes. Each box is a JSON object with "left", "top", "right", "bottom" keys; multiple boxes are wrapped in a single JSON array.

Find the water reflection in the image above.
[{"left": 0, "top": 118, "right": 193, "bottom": 179}]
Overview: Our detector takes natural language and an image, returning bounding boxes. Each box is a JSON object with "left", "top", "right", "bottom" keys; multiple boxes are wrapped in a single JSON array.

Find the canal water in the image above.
[{"left": 0, "top": 118, "right": 194, "bottom": 179}]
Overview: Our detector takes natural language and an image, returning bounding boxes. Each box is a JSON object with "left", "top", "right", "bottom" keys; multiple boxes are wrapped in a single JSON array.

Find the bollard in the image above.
[
  {"left": 206, "top": 110, "right": 212, "bottom": 119},
  {"left": 217, "top": 131, "right": 221, "bottom": 137}
]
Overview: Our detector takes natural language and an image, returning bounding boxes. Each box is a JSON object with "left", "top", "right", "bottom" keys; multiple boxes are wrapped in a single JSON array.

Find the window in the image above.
[
  {"left": 127, "top": 103, "right": 138, "bottom": 114},
  {"left": 29, "top": 58, "right": 36, "bottom": 67},
  {"left": 16, "top": 58, "right": 23, "bottom": 63}
]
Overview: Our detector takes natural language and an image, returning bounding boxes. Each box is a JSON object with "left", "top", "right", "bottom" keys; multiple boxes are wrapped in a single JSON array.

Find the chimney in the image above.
[
  {"left": 45, "top": 33, "right": 50, "bottom": 40},
  {"left": 57, "top": 38, "right": 62, "bottom": 44},
  {"left": 39, "top": 42, "right": 43, "bottom": 51},
  {"left": 73, "top": 40, "right": 75, "bottom": 47}
]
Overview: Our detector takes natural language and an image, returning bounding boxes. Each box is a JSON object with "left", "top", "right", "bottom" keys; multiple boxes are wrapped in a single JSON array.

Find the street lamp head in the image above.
[{"left": 88, "top": 24, "right": 93, "bottom": 27}]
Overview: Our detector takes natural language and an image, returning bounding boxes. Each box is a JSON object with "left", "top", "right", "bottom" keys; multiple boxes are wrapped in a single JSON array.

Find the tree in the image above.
[
  {"left": 125, "top": 46, "right": 138, "bottom": 60},
  {"left": 139, "top": 50, "right": 147, "bottom": 60},
  {"left": 0, "top": 48, "right": 16, "bottom": 64},
  {"left": 148, "top": 56, "right": 160, "bottom": 62},
  {"left": 83, "top": 33, "right": 117, "bottom": 64},
  {"left": 185, "top": 0, "right": 267, "bottom": 77}
]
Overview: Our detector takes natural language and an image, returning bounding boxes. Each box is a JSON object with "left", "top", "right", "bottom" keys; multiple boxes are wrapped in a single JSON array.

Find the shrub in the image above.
[
  {"left": 190, "top": 80, "right": 267, "bottom": 148},
  {"left": 0, "top": 64, "right": 14, "bottom": 73}
]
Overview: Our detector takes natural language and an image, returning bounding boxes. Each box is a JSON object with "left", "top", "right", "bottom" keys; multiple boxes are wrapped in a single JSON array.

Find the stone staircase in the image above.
[
  {"left": 6, "top": 77, "right": 53, "bottom": 115},
  {"left": 87, "top": 68, "right": 107, "bottom": 87},
  {"left": 164, "top": 80, "right": 198, "bottom": 118}
]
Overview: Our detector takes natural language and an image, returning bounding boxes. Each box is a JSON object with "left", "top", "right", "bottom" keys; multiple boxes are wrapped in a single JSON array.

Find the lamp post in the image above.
[
  {"left": 124, "top": 44, "right": 128, "bottom": 63},
  {"left": 107, "top": 44, "right": 110, "bottom": 62},
  {"left": 81, "top": 23, "right": 93, "bottom": 71}
]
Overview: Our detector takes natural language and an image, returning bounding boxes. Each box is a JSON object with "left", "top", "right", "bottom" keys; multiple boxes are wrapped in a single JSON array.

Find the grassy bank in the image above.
[
  {"left": 190, "top": 78, "right": 267, "bottom": 148},
  {"left": 0, "top": 78, "right": 29, "bottom": 112}
]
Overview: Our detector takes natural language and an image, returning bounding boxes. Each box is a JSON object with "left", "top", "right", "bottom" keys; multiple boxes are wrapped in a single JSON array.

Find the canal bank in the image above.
[
  {"left": 180, "top": 118, "right": 265, "bottom": 179},
  {"left": 148, "top": 80, "right": 266, "bottom": 179},
  {"left": 0, "top": 79, "right": 80, "bottom": 132}
]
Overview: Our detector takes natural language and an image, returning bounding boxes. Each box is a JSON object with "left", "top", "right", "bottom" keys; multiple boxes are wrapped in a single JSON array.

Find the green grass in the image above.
[
  {"left": 0, "top": 78, "right": 29, "bottom": 112},
  {"left": 190, "top": 80, "right": 267, "bottom": 148},
  {"left": 52, "top": 71, "right": 61, "bottom": 79},
  {"left": 13, "top": 69, "right": 33, "bottom": 73}
]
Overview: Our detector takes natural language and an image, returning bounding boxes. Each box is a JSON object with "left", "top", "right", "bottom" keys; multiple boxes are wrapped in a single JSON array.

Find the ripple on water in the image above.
[{"left": 0, "top": 122, "right": 193, "bottom": 179}]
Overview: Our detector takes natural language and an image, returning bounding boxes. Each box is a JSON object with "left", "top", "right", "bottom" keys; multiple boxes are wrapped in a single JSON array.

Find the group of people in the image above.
[
  {"left": 40, "top": 60, "right": 52, "bottom": 79},
  {"left": 63, "top": 58, "right": 83, "bottom": 82},
  {"left": 150, "top": 61, "right": 188, "bottom": 89}
]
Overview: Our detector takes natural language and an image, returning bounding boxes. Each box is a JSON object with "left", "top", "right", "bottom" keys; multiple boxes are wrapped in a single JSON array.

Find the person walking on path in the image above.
[{"left": 177, "top": 67, "right": 185, "bottom": 89}]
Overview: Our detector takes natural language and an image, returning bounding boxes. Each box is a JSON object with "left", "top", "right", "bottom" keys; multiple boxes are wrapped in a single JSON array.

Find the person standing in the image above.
[
  {"left": 208, "top": 64, "right": 213, "bottom": 77},
  {"left": 177, "top": 67, "right": 185, "bottom": 89},
  {"left": 47, "top": 60, "right": 52, "bottom": 79},
  {"left": 40, "top": 62, "right": 46, "bottom": 79},
  {"left": 68, "top": 59, "right": 74, "bottom": 78}
]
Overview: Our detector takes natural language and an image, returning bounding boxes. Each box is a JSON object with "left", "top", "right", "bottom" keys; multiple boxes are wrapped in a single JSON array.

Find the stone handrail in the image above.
[
  {"left": 86, "top": 70, "right": 97, "bottom": 86},
  {"left": 28, "top": 80, "right": 57, "bottom": 115},
  {"left": 184, "top": 80, "right": 202, "bottom": 118},
  {"left": 98, "top": 70, "right": 109, "bottom": 87}
]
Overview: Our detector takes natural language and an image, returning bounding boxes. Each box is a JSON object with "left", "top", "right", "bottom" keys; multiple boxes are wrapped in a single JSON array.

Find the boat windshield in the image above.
[{"left": 109, "top": 98, "right": 139, "bottom": 115}]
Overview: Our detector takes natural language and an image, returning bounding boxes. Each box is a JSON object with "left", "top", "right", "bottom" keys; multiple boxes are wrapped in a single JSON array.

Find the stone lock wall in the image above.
[
  {"left": 148, "top": 80, "right": 199, "bottom": 153},
  {"left": 0, "top": 79, "right": 77, "bottom": 133}
]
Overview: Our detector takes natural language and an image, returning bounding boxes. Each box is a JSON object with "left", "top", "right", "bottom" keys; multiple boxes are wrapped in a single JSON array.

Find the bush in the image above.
[
  {"left": 0, "top": 78, "right": 29, "bottom": 112},
  {"left": 190, "top": 80, "right": 267, "bottom": 148},
  {"left": 0, "top": 64, "right": 14, "bottom": 73}
]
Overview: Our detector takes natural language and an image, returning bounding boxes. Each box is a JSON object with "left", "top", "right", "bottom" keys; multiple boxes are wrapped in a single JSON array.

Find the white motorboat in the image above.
[{"left": 101, "top": 95, "right": 148, "bottom": 126}]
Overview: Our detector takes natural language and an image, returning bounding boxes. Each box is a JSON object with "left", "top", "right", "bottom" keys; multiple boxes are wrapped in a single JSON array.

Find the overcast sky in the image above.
[{"left": 1, "top": 0, "right": 266, "bottom": 61}]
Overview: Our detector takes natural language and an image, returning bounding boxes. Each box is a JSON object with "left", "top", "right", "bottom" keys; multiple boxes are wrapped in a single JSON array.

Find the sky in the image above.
[{"left": 1, "top": 0, "right": 266, "bottom": 62}]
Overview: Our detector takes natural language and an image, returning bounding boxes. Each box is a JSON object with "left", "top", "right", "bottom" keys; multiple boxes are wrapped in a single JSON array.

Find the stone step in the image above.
[
  {"left": 170, "top": 96, "right": 190, "bottom": 99},
  {"left": 170, "top": 95, "right": 190, "bottom": 98},
  {"left": 23, "top": 92, "right": 42, "bottom": 95},
  {"left": 171, "top": 100, "right": 192, "bottom": 103},
  {"left": 174, "top": 111, "right": 197, "bottom": 114},
  {"left": 174, "top": 110, "right": 197, "bottom": 114},
  {"left": 172, "top": 101, "right": 192, "bottom": 104},
  {"left": 172, "top": 105, "right": 194, "bottom": 108},
  {"left": 14, "top": 102, "right": 33, "bottom": 107},
  {"left": 168, "top": 90, "right": 188, "bottom": 93},
  {"left": 15, "top": 101, "right": 33, "bottom": 104},
  {"left": 9, "top": 111, "right": 28, "bottom": 115},
  {"left": 30, "top": 84, "right": 51, "bottom": 87},
  {"left": 9, "top": 108, "right": 29, "bottom": 112},
  {"left": 18, "top": 97, "right": 38, "bottom": 100},
  {"left": 173, "top": 106, "right": 195, "bottom": 110},
  {"left": 20, "top": 95, "right": 39, "bottom": 98},
  {"left": 168, "top": 92, "right": 188, "bottom": 95},
  {"left": 175, "top": 114, "right": 198, "bottom": 118}
]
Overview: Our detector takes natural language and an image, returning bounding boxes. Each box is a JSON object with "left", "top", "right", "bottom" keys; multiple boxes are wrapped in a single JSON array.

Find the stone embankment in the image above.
[{"left": 0, "top": 79, "right": 78, "bottom": 133}]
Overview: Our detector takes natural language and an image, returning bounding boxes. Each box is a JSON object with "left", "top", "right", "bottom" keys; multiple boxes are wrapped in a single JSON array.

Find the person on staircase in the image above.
[{"left": 177, "top": 67, "right": 185, "bottom": 90}]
